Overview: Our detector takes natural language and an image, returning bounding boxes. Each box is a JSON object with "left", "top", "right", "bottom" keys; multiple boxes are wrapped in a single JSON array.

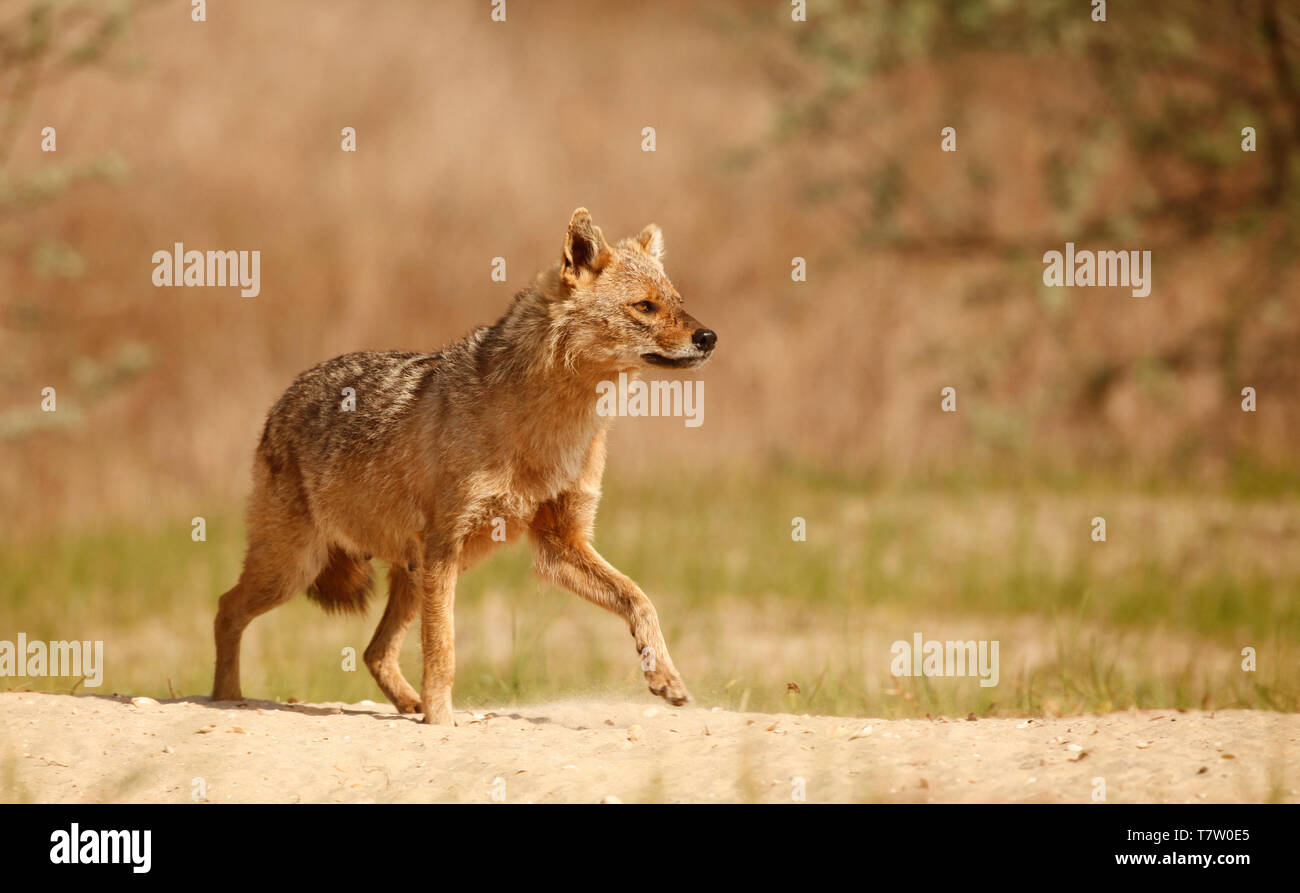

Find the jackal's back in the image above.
[{"left": 257, "top": 350, "right": 444, "bottom": 477}]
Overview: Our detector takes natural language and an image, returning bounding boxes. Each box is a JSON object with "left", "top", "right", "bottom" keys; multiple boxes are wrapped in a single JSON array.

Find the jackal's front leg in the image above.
[
  {"left": 419, "top": 550, "right": 459, "bottom": 725},
  {"left": 531, "top": 524, "right": 690, "bottom": 706}
]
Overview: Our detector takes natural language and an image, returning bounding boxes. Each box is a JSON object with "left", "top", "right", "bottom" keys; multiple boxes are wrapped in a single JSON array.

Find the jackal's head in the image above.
[{"left": 555, "top": 208, "right": 717, "bottom": 371}]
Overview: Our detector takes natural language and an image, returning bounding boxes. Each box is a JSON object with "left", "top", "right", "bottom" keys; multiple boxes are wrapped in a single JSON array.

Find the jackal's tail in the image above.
[{"left": 307, "top": 546, "right": 373, "bottom": 615}]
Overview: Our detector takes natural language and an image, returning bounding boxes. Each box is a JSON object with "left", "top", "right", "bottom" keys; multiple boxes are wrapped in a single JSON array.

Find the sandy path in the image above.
[{"left": 1, "top": 693, "right": 1295, "bottom": 803}]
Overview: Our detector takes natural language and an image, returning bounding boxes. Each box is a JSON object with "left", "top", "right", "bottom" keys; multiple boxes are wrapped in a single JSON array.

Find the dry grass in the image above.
[{"left": 2, "top": 474, "right": 1295, "bottom": 718}]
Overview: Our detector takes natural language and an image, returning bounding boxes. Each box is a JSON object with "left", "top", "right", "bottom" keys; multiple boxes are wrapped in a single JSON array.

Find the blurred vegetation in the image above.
[
  {"left": 0, "top": 0, "right": 142, "bottom": 287},
  {"left": 2, "top": 0, "right": 1297, "bottom": 530},
  {"left": 0, "top": 1, "right": 157, "bottom": 442},
  {"left": 717, "top": 0, "right": 1300, "bottom": 482},
  {"left": 0, "top": 0, "right": 146, "bottom": 180},
  {"left": 759, "top": 0, "right": 1299, "bottom": 250}
]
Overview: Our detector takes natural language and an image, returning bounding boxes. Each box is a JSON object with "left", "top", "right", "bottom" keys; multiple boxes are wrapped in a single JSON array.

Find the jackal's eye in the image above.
[{"left": 633, "top": 300, "right": 657, "bottom": 314}]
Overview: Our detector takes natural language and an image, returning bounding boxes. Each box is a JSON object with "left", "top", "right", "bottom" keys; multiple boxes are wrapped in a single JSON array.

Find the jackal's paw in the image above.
[
  {"left": 419, "top": 701, "right": 456, "bottom": 726},
  {"left": 646, "top": 670, "right": 691, "bottom": 707}
]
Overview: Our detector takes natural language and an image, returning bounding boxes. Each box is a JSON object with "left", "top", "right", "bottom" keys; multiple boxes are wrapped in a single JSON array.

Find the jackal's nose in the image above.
[{"left": 692, "top": 328, "right": 717, "bottom": 352}]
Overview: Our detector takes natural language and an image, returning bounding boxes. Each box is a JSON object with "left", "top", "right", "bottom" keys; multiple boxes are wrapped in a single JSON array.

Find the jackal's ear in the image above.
[
  {"left": 637, "top": 224, "right": 665, "bottom": 262},
  {"left": 561, "top": 207, "right": 612, "bottom": 287}
]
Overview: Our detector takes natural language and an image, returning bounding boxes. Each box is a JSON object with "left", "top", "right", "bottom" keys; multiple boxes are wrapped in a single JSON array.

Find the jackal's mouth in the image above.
[{"left": 641, "top": 352, "right": 708, "bottom": 369}]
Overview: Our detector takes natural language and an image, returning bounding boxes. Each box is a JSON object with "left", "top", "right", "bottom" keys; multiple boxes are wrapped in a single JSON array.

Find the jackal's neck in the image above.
[{"left": 474, "top": 279, "right": 621, "bottom": 436}]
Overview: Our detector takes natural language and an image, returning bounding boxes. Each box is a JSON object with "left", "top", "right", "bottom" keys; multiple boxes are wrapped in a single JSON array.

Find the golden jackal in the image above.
[{"left": 212, "top": 208, "right": 717, "bottom": 724}]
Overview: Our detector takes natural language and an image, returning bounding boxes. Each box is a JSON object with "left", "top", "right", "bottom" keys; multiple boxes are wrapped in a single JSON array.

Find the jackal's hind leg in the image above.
[
  {"left": 212, "top": 538, "right": 323, "bottom": 702},
  {"left": 365, "top": 565, "right": 422, "bottom": 714}
]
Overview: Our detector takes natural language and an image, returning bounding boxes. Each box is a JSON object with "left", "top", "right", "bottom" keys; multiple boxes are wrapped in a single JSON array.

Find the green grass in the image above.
[{"left": 1, "top": 470, "right": 1296, "bottom": 718}]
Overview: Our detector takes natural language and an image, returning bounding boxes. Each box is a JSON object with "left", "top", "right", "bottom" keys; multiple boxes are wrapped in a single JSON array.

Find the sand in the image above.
[{"left": 2, "top": 692, "right": 1295, "bottom": 803}]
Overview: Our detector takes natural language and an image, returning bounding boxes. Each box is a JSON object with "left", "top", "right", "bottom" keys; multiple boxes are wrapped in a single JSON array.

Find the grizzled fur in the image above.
[{"left": 212, "top": 208, "right": 716, "bottom": 724}]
